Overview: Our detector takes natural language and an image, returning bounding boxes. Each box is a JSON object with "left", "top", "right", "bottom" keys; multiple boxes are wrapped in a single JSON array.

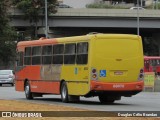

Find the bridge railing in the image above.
[{"left": 8, "top": 7, "right": 160, "bottom": 18}]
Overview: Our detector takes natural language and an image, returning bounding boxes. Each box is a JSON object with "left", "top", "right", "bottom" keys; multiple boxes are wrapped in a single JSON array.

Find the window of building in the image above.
[
  {"left": 24, "top": 47, "right": 31, "bottom": 65},
  {"left": 42, "top": 45, "right": 52, "bottom": 64},
  {"left": 53, "top": 44, "right": 64, "bottom": 64},
  {"left": 32, "top": 46, "right": 41, "bottom": 65},
  {"left": 76, "top": 42, "right": 88, "bottom": 64},
  {"left": 64, "top": 43, "right": 76, "bottom": 64}
]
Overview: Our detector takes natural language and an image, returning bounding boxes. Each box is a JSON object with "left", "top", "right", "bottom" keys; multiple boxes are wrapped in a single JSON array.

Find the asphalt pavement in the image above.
[{"left": 0, "top": 84, "right": 160, "bottom": 111}]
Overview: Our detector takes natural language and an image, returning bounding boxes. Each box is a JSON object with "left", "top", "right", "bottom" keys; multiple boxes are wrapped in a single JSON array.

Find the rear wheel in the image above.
[
  {"left": 24, "top": 81, "right": 33, "bottom": 99},
  {"left": 99, "top": 95, "right": 115, "bottom": 104},
  {"left": 61, "top": 82, "right": 69, "bottom": 103}
]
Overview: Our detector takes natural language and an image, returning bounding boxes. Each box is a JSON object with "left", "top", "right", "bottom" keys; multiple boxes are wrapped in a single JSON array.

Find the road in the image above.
[{"left": 0, "top": 85, "right": 160, "bottom": 111}]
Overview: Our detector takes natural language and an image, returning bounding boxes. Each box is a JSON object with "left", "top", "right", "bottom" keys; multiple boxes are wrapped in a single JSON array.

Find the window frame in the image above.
[
  {"left": 76, "top": 42, "right": 88, "bottom": 65},
  {"left": 64, "top": 43, "right": 76, "bottom": 65},
  {"left": 24, "top": 47, "right": 32, "bottom": 65},
  {"left": 32, "top": 46, "right": 42, "bottom": 65},
  {"left": 42, "top": 45, "right": 52, "bottom": 65},
  {"left": 53, "top": 44, "right": 64, "bottom": 65},
  {"left": 17, "top": 52, "right": 24, "bottom": 66}
]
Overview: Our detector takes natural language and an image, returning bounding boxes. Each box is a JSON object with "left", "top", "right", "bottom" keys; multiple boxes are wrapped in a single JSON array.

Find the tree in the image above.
[
  {"left": 0, "top": 0, "right": 17, "bottom": 67},
  {"left": 13, "top": 0, "right": 57, "bottom": 39}
]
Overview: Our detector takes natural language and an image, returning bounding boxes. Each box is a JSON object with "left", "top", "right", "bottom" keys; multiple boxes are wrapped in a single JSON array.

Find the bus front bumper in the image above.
[{"left": 91, "top": 80, "right": 144, "bottom": 91}]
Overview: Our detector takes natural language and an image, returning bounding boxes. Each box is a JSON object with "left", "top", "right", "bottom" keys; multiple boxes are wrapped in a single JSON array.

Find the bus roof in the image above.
[{"left": 17, "top": 34, "right": 140, "bottom": 48}]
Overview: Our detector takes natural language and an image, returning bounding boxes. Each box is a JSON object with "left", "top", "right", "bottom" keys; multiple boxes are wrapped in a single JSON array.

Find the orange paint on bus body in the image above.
[{"left": 15, "top": 34, "right": 144, "bottom": 103}]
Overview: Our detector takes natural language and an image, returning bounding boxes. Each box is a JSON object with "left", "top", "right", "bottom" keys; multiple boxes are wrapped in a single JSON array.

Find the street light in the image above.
[
  {"left": 137, "top": 0, "right": 140, "bottom": 35},
  {"left": 45, "top": 0, "right": 48, "bottom": 38}
]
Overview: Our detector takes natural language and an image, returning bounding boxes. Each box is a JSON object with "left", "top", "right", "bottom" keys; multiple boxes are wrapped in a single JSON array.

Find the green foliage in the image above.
[
  {"left": 0, "top": 0, "right": 17, "bottom": 66},
  {"left": 13, "top": 0, "right": 57, "bottom": 23},
  {"left": 86, "top": 3, "right": 129, "bottom": 9},
  {"left": 13, "top": 0, "right": 57, "bottom": 39},
  {"left": 154, "top": 3, "right": 160, "bottom": 9},
  {"left": 86, "top": 3, "right": 112, "bottom": 9}
]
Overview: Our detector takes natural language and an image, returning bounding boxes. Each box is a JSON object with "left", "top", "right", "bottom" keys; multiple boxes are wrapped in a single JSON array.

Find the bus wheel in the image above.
[
  {"left": 61, "top": 82, "right": 69, "bottom": 103},
  {"left": 98, "top": 95, "right": 115, "bottom": 104},
  {"left": 24, "top": 81, "right": 33, "bottom": 100}
]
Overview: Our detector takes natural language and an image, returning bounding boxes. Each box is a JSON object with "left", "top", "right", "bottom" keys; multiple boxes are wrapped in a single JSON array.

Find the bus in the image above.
[
  {"left": 15, "top": 34, "right": 144, "bottom": 103},
  {"left": 144, "top": 56, "right": 160, "bottom": 75}
]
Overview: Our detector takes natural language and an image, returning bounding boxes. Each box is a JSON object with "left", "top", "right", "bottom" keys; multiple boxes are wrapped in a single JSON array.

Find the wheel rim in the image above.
[
  {"left": 25, "top": 84, "right": 29, "bottom": 96},
  {"left": 62, "top": 85, "right": 66, "bottom": 99}
]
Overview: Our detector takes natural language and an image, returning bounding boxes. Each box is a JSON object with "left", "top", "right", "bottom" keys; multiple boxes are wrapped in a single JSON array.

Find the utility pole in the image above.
[
  {"left": 137, "top": 0, "right": 140, "bottom": 35},
  {"left": 140, "top": 0, "right": 142, "bottom": 7},
  {"left": 156, "top": 0, "right": 159, "bottom": 9},
  {"left": 45, "top": 0, "right": 48, "bottom": 38}
]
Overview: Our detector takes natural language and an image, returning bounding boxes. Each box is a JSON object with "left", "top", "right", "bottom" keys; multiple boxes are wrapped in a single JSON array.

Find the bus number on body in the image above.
[{"left": 113, "top": 84, "right": 124, "bottom": 88}]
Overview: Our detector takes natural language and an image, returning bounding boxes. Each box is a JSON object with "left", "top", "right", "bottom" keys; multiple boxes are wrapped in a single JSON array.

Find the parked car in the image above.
[
  {"left": 57, "top": 3, "right": 72, "bottom": 8},
  {"left": 0, "top": 70, "right": 15, "bottom": 86},
  {"left": 130, "top": 7, "right": 145, "bottom": 10}
]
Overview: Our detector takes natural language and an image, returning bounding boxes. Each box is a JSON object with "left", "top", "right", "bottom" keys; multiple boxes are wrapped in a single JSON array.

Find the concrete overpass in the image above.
[
  {"left": 9, "top": 8, "right": 160, "bottom": 55},
  {"left": 10, "top": 8, "right": 160, "bottom": 28}
]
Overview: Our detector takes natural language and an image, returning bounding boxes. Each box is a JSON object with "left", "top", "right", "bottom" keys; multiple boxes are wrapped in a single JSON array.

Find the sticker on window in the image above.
[{"left": 75, "top": 68, "right": 78, "bottom": 74}]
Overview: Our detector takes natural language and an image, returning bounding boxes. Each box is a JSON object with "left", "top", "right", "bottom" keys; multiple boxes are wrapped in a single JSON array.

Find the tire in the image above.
[
  {"left": 98, "top": 95, "right": 115, "bottom": 104},
  {"left": 61, "top": 82, "right": 69, "bottom": 103},
  {"left": 24, "top": 81, "right": 33, "bottom": 100}
]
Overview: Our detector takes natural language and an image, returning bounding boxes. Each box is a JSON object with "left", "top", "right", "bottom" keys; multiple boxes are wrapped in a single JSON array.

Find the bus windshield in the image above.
[{"left": 95, "top": 38, "right": 140, "bottom": 59}]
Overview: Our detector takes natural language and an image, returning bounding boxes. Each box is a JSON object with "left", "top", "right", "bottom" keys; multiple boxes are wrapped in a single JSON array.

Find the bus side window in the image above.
[
  {"left": 64, "top": 43, "right": 76, "bottom": 64},
  {"left": 24, "top": 47, "right": 31, "bottom": 65},
  {"left": 32, "top": 46, "right": 41, "bottom": 65},
  {"left": 42, "top": 45, "right": 52, "bottom": 64},
  {"left": 17, "top": 52, "right": 23, "bottom": 66},
  {"left": 76, "top": 42, "right": 88, "bottom": 64},
  {"left": 53, "top": 44, "right": 64, "bottom": 64}
]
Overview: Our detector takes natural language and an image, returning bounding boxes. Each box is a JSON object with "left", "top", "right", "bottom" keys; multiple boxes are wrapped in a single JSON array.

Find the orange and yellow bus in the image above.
[{"left": 15, "top": 34, "right": 144, "bottom": 103}]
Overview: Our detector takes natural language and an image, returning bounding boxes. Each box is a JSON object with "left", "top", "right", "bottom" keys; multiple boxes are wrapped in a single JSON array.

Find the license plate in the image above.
[{"left": 114, "top": 71, "right": 123, "bottom": 75}]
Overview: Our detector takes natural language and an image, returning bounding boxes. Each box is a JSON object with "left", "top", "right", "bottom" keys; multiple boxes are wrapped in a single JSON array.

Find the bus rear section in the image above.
[{"left": 89, "top": 34, "right": 144, "bottom": 103}]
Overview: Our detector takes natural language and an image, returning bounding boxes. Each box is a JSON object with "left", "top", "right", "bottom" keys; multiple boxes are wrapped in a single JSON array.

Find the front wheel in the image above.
[
  {"left": 24, "top": 81, "right": 33, "bottom": 100},
  {"left": 61, "top": 82, "right": 69, "bottom": 103}
]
